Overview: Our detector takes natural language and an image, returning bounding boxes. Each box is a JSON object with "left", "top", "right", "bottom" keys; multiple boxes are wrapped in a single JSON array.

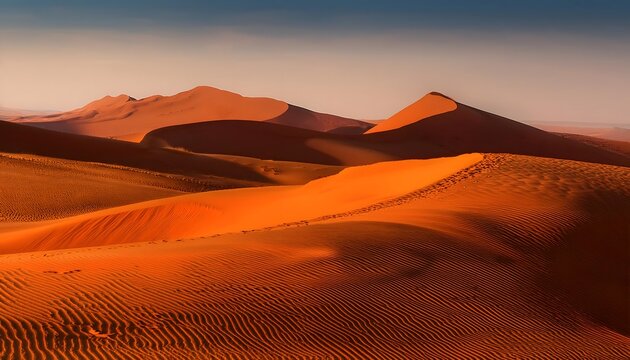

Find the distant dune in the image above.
[
  {"left": 1, "top": 154, "right": 627, "bottom": 358},
  {"left": 0, "top": 106, "right": 51, "bottom": 121},
  {"left": 530, "top": 123, "right": 630, "bottom": 142},
  {"left": 12, "top": 86, "right": 373, "bottom": 140},
  {"left": 553, "top": 133, "right": 630, "bottom": 158},
  {"left": 142, "top": 92, "right": 630, "bottom": 167}
]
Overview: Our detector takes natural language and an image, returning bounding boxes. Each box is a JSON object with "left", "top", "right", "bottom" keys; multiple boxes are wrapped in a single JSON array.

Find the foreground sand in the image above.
[{"left": 0, "top": 154, "right": 628, "bottom": 358}]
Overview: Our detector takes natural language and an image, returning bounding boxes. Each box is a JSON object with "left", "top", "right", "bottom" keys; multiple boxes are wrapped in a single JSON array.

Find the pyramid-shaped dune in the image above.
[{"left": 365, "top": 92, "right": 458, "bottom": 133}]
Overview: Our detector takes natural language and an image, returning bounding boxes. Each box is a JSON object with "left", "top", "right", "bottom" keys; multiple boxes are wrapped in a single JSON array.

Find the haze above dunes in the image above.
[{"left": 1, "top": 84, "right": 629, "bottom": 358}]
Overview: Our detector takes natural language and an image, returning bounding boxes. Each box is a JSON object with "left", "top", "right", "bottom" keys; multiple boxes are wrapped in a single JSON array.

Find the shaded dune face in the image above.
[
  {"left": 142, "top": 95, "right": 630, "bottom": 167},
  {"left": 13, "top": 86, "right": 373, "bottom": 140},
  {"left": 0, "top": 154, "right": 628, "bottom": 358},
  {"left": 267, "top": 104, "right": 373, "bottom": 134},
  {"left": 364, "top": 103, "right": 630, "bottom": 167},
  {"left": 0, "top": 120, "right": 342, "bottom": 186},
  {"left": 365, "top": 91, "right": 458, "bottom": 134}
]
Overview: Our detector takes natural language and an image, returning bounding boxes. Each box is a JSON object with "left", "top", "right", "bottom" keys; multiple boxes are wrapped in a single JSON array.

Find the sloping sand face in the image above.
[
  {"left": 0, "top": 154, "right": 628, "bottom": 358},
  {"left": 0, "top": 154, "right": 482, "bottom": 254},
  {"left": 12, "top": 86, "right": 373, "bottom": 140},
  {"left": 365, "top": 92, "right": 458, "bottom": 134}
]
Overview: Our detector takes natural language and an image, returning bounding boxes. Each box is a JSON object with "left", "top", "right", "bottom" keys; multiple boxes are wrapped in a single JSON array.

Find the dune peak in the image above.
[
  {"left": 427, "top": 91, "right": 454, "bottom": 101},
  {"left": 365, "top": 91, "right": 458, "bottom": 133},
  {"left": 82, "top": 94, "right": 135, "bottom": 111}
]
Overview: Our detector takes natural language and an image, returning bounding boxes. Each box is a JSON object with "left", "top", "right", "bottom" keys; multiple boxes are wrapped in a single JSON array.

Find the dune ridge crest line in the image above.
[{"left": 0, "top": 154, "right": 483, "bottom": 254}]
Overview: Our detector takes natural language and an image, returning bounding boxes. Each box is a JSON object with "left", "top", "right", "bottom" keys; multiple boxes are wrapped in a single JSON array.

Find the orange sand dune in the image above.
[
  {"left": 13, "top": 86, "right": 372, "bottom": 140},
  {"left": 0, "top": 154, "right": 481, "bottom": 254},
  {"left": 0, "top": 154, "right": 628, "bottom": 358},
  {"left": 0, "top": 152, "right": 186, "bottom": 222},
  {"left": 142, "top": 103, "right": 630, "bottom": 167},
  {"left": 531, "top": 123, "right": 630, "bottom": 142},
  {"left": 143, "top": 120, "right": 398, "bottom": 165},
  {"left": 0, "top": 120, "right": 341, "bottom": 186},
  {"left": 363, "top": 92, "right": 630, "bottom": 167},
  {"left": 365, "top": 91, "right": 457, "bottom": 134},
  {"left": 553, "top": 132, "right": 630, "bottom": 157}
]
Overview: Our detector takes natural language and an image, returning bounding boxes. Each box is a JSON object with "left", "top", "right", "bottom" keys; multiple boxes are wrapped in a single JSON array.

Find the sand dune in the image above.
[
  {"left": 364, "top": 92, "right": 630, "bottom": 167},
  {"left": 0, "top": 154, "right": 482, "bottom": 254},
  {"left": 0, "top": 120, "right": 342, "bottom": 187},
  {"left": 143, "top": 120, "right": 398, "bottom": 165},
  {"left": 0, "top": 152, "right": 187, "bottom": 222},
  {"left": 365, "top": 91, "right": 457, "bottom": 134},
  {"left": 142, "top": 98, "right": 630, "bottom": 167},
  {"left": 0, "top": 106, "right": 50, "bottom": 121},
  {"left": 530, "top": 123, "right": 630, "bottom": 142},
  {"left": 12, "top": 86, "right": 372, "bottom": 140},
  {"left": 267, "top": 104, "right": 372, "bottom": 134},
  {"left": 553, "top": 132, "right": 630, "bottom": 157},
  {"left": 0, "top": 153, "right": 627, "bottom": 358}
]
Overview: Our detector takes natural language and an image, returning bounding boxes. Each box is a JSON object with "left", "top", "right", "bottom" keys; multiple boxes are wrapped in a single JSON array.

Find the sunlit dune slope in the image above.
[
  {"left": 363, "top": 92, "right": 630, "bottom": 167},
  {"left": 0, "top": 154, "right": 628, "bottom": 358},
  {"left": 142, "top": 94, "right": 630, "bottom": 167},
  {"left": 0, "top": 153, "right": 187, "bottom": 222},
  {"left": 0, "top": 120, "right": 342, "bottom": 187},
  {"left": 13, "top": 86, "right": 372, "bottom": 140},
  {"left": 0, "top": 154, "right": 481, "bottom": 254},
  {"left": 365, "top": 91, "right": 457, "bottom": 133}
]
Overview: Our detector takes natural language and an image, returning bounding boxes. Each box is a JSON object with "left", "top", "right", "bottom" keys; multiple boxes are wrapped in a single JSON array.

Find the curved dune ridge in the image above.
[
  {"left": 142, "top": 100, "right": 630, "bottom": 167},
  {"left": 0, "top": 154, "right": 482, "bottom": 254},
  {"left": 0, "top": 154, "right": 628, "bottom": 358},
  {"left": 365, "top": 91, "right": 458, "bottom": 134},
  {"left": 0, "top": 120, "right": 342, "bottom": 188},
  {"left": 12, "top": 86, "right": 373, "bottom": 140}
]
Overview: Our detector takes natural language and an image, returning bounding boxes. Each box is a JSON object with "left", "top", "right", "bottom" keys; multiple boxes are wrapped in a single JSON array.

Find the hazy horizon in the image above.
[{"left": 1, "top": 0, "right": 629, "bottom": 124}]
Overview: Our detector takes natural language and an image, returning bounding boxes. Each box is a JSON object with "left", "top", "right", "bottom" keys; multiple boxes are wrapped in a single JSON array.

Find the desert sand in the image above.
[
  {"left": 11, "top": 86, "right": 373, "bottom": 140},
  {"left": 0, "top": 153, "right": 628, "bottom": 358},
  {"left": 1, "top": 87, "right": 629, "bottom": 359},
  {"left": 530, "top": 123, "right": 630, "bottom": 142},
  {"left": 142, "top": 92, "right": 630, "bottom": 167}
]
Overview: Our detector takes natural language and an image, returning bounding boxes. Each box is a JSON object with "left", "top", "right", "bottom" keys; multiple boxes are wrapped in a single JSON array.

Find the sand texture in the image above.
[{"left": 0, "top": 154, "right": 628, "bottom": 358}]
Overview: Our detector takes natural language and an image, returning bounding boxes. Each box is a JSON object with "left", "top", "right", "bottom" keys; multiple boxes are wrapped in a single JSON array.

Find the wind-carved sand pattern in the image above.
[
  {"left": 274, "top": 154, "right": 506, "bottom": 229},
  {"left": 0, "top": 154, "right": 628, "bottom": 359}
]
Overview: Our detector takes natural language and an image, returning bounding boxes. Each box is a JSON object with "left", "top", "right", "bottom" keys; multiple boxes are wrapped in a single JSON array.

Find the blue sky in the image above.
[
  {"left": 1, "top": 1, "right": 629, "bottom": 124},
  {"left": 2, "top": 0, "right": 629, "bottom": 34}
]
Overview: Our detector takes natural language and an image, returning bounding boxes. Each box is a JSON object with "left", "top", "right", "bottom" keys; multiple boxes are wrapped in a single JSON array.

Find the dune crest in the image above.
[
  {"left": 0, "top": 154, "right": 482, "bottom": 254},
  {"left": 365, "top": 92, "right": 458, "bottom": 133},
  {"left": 12, "top": 86, "right": 373, "bottom": 140}
]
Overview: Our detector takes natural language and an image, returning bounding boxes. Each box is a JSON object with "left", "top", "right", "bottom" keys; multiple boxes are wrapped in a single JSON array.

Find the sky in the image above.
[{"left": 1, "top": 0, "right": 629, "bottom": 124}]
